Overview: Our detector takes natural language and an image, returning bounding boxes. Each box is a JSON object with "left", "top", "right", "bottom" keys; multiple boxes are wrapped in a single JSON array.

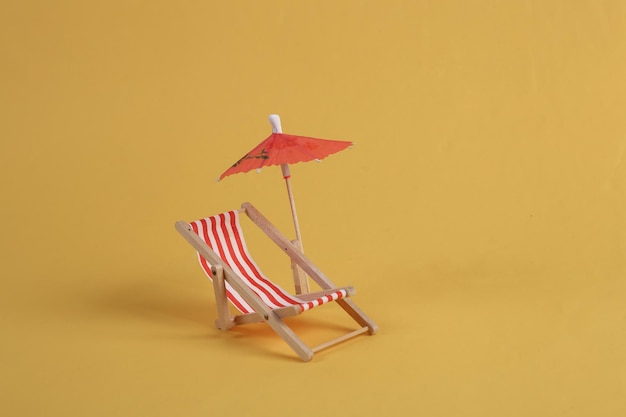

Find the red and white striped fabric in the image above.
[{"left": 189, "top": 210, "right": 348, "bottom": 315}]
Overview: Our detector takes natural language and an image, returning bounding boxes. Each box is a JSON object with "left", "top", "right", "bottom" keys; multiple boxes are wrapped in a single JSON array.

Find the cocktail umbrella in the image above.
[{"left": 217, "top": 115, "right": 352, "bottom": 291}]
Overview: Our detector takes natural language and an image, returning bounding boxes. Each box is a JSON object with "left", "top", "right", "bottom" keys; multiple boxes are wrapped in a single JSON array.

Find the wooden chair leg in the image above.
[
  {"left": 211, "top": 262, "right": 313, "bottom": 360},
  {"left": 337, "top": 299, "right": 378, "bottom": 335},
  {"left": 264, "top": 312, "right": 314, "bottom": 361},
  {"left": 211, "top": 265, "right": 233, "bottom": 331}
]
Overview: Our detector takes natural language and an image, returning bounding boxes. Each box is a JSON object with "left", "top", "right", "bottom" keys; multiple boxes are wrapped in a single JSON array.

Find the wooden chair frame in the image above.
[{"left": 175, "top": 202, "right": 377, "bottom": 361}]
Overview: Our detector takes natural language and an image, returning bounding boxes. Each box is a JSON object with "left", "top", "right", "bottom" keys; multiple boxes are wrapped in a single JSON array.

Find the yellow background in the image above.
[{"left": 1, "top": 0, "right": 625, "bottom": 415}]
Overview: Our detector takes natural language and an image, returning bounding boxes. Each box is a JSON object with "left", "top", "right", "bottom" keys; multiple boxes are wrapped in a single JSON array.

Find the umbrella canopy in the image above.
[{"left": 218, "top": 133, "right": 352, "bottom": 180}]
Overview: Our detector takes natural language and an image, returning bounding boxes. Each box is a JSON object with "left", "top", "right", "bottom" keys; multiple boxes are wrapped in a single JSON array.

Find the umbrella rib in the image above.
[
  {"left": 256, "top": 147, "right": 274, "bottom": 172},
  {"left": 292, "top": 143, "right": 323, "bottom": 163}
]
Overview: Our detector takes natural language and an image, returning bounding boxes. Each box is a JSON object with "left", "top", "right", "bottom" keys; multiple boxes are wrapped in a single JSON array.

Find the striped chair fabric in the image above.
[{"left": 190, "top": 210, "right": 348, "bottom": 314}]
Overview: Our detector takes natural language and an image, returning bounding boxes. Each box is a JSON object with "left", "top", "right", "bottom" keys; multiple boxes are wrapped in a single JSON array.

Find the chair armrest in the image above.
[
  {"left": 296, "top": 286, "right": 355, "bottom": 301},
  {"left": 241, "top": 202, "right": 338, "bottom": 290}
]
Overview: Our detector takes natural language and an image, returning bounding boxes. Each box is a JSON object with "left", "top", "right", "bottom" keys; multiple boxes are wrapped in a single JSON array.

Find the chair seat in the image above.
[{"left": 189, "top": 210, "right": 347, "bottom": 314}]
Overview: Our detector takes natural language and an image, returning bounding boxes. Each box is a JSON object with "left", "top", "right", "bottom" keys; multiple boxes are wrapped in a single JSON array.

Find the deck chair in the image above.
[{"left": 175, "top": 202, "right": 377, "bottom": 361}]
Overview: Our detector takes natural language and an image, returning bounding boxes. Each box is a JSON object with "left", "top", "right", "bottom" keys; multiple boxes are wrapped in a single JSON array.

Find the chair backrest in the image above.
[{"left": 189, "top": 210, "right": 301, "bottom": 314}]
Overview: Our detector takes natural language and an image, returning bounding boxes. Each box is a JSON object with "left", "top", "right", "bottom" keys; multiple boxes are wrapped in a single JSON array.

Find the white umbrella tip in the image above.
[{"left": 268, "top": 114, "right": 282, "bottom": 133}]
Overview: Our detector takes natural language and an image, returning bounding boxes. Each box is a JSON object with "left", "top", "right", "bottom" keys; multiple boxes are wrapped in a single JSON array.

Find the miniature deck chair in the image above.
[{"left": 175, "top": 202, "right": 377, "bottom": 361}]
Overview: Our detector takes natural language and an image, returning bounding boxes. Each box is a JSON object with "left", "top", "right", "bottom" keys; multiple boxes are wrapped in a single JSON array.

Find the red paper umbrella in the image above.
[
  {"left": 219, "top": 131, "right": 352, "bottom": 180},
  {"left": 218, "top": 114, "right": 352, "bottom": 261}
]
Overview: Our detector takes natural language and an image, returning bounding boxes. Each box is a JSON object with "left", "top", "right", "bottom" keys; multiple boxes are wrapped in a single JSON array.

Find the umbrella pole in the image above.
[
  {"left": 281, "top": 163, "right": 310, "bottom": 294},
  {"left": 280, "top": 164, "right": 304, "bottom": 247},
  {"left": 282, "top": 166, "right": 303, "bottom": 247}
]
